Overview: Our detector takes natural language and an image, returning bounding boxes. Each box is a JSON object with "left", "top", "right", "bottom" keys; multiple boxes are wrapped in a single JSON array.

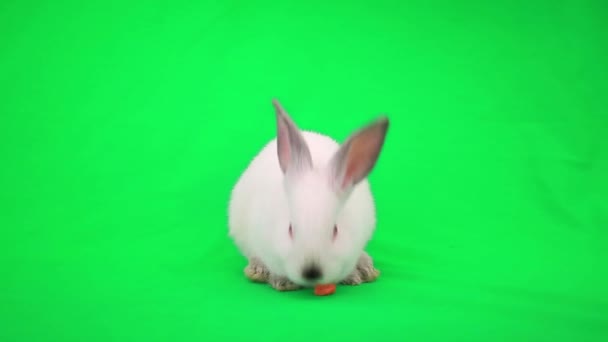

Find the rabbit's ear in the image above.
[
  {"left": 273, "top": 99, "right": 313, "bottom": 174},
  {"left": 329, "top": 116, "right": 389, "bottom": 192}
]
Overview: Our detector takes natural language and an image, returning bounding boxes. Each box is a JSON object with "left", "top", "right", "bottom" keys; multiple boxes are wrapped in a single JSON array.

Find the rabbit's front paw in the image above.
[
  {"left": 269, "top": 275, "right": 301, "bottom": 291},
  {"left": 244, "top": 257, "right": 270, "bottom": 283},
  {"left": 340, "top": 252, "right": 380, "bottom": 285}
]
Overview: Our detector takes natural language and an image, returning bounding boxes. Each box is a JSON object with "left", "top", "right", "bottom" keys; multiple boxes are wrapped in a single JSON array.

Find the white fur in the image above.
[{"left": 227, "top": 102, "right": 387, "bottom": 287}]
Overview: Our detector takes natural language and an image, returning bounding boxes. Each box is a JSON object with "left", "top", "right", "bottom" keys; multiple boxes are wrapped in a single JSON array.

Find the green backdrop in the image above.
[{"left": 1, "top": 1, "right": 607, "bottom": 341}]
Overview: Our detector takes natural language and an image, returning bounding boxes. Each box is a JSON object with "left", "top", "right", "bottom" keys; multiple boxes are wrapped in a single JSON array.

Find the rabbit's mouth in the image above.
[
  {"left": 287, "top": 273, "right": 328, "bottom": 288},
  {"left": 291, "top": 273, "right": 346, "bottom": 288}
]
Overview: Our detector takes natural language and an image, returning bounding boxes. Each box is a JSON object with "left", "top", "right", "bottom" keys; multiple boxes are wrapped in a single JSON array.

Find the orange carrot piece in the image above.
[{"left": 314, "top": 284, "right": 336, "bottom": 296}]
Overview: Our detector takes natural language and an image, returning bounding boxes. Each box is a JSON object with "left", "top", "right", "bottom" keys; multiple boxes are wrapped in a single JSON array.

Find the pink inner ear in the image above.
[
  {"left": 342, "top": 163, "right": 355, "bottom": 189},
  {"left": 339, "top": 125, "right": 385, "bottom": 189},
  {"left": 277, "top": 118, "right": 291, "bottom": 173}
]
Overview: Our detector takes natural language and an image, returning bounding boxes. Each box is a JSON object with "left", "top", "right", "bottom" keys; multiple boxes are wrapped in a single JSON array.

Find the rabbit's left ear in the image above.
[
  {"left": 273, "top": 99, "right": 313, "bottom": 175},
  {"left": 329, "top": 116, "right": 389, "bottom": 192}
]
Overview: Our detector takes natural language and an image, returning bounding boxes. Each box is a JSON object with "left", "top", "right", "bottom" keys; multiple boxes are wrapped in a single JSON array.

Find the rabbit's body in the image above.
[
  {"left": 229, "top": 131, "right": 376, "bottom": 282},
  {"left": 227, "top": 100, "right": 389, "bottom": 290}
]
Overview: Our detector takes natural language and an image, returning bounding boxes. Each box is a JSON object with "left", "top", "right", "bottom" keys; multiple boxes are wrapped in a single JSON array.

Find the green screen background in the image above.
[{"left": 1, "top": 1, "right": 607, "bottom": 341}]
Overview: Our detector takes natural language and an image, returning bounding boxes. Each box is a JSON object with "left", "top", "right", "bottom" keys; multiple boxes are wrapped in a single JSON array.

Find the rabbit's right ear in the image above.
[{"left": 273, "top": 99, "right": 313, "bottom": 175}]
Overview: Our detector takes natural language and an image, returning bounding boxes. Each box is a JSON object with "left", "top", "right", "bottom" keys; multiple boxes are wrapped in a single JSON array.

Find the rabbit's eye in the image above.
[
  {"left": 289, "top": 224, "right": 293, "bottom": 238},
  {"left": 333, "top": 225, "right": 338, "bottom": 239}
]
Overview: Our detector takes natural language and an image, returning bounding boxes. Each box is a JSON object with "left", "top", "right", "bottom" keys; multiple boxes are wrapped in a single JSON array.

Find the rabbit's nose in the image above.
[{"left": 302, "top": 265, "right": 322, "bottom": 281}]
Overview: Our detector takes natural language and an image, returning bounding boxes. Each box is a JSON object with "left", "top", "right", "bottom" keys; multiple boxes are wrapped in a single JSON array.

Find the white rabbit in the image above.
[{"left": 228, "top": 99, "right": 389, "bottom": 291}]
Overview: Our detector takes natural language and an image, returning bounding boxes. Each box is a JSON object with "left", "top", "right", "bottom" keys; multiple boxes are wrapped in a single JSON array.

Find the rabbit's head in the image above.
[{"left": 272, "top": 99, "right": 389, "bottom": 286}]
